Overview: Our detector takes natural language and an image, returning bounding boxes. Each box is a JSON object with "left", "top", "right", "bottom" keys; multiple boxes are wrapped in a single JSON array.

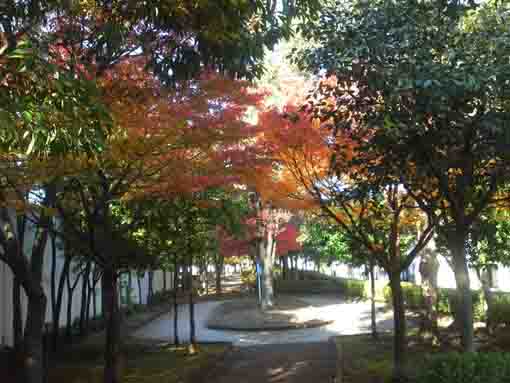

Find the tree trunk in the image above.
[
  {"left": 137, "top": 273, "right": 143, "bottom": 305},
  {"left": 12, "top": 277, "right": 23, "bottom": 375},
  {"left": 173, "top": 256, "right": 179, "bottom": 346},
  {"left": 51, "top": 256, "right": 70, "bottom": 352},
  {"left": 419, "top": 251, "right": 439, "bottom": 339},
  {"left": 369, "top": 262, "right": 378, "bottom": 340},
  {"left": 449, "top": 229, "right": 474, "bottom": 352},
  {"left": 259, "top": 233, "right": 275, "bottom": 311},
  {"left": 147, "top": 270, "right": 154, "bottom": 305},
  {"left": 103, "top": 268, "right": 121, "bottom": 383},
  {"left": 65, "top": 279, "right": 73, "bottom": 340},
  {"left": 79, "top": 261, "right": 91, "bottom": 335},
  {"left": 188, "top": 258, "right": 196, "bottom": 346},
  {"left": 215, "top": 255, "right": 224, "bottom": 295},
  {"left": 478, "top": 269, "right": 494, "bottom": 333},
  {"left": 389, "top": 273, "right": 407, "bottom": 382},
  {"left": 163, "top": 270, "right": 167, "bottom": 291},
  {"left": 85, "top": 277, "right": 93, "bottom": 332},
  {"left": 22, "top": 287, "right": 47, "bottom": 383}
]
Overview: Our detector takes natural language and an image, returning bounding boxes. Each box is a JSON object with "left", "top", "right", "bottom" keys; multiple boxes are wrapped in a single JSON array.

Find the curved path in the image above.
[
  {"left": 133, "top": 296, "right": 393, "bottom": 382},
  {"left": 133, "top": 295, "right": 392, "bottom": 346}
]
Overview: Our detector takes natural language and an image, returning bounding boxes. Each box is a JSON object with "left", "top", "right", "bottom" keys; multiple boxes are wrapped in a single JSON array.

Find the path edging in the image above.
[{"left": 207, "top": 319, "right": 335, "bottom": 332}]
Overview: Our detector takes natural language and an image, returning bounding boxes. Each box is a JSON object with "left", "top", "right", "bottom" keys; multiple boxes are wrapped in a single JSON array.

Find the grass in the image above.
[{"left": 49, "top": 342, "right": 229, "bottom": 383}]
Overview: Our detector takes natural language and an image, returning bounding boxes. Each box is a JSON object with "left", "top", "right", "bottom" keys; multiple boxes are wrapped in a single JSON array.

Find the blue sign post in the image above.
[{"left": 256, "top": 262, "right": 262, "bottom": 304}]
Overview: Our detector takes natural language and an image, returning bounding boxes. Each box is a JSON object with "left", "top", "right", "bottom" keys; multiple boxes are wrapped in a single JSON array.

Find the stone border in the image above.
[{"left": 207, "top": 319, "right": 334, "bottom": 332}]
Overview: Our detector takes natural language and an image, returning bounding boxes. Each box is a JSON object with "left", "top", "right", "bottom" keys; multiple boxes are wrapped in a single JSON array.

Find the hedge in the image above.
[
  {"left": 275, "top": 273, "right": 367, "bottom": 299},
  {"left": 418, "top": 352, "right": 510, "bottom": 383}
]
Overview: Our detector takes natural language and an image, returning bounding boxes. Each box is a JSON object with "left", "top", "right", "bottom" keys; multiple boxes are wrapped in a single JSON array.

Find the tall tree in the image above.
[{"left": 294, "top": 0, "right": 510, "bottom": 353}]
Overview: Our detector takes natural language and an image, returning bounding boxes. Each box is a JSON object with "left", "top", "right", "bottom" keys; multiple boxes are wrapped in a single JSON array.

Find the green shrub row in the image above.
[
  {"left": 275, "top": 273, "right": 367, "bottom": 299},
  {"left": 276, "top": 271, "right": 510, "bottom": 327},
  {"left": 418, "top": 352, "right": 510, "bottom": 383},
  {"left": 382, "top": 283, "right": 491, "bottom": 321}
]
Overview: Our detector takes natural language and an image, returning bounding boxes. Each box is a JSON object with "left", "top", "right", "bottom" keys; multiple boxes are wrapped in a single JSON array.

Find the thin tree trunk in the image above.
[
  {"left": 163, "top": 270, "right": 167, "bottom": 291},
  {"left": 85, "top": 277, "right": 93, "bottom": 331},
  {"left": 137, "top": 273, "right": 143, "bottom": 305},
  {"left": 65, "top": 276, "right": 73, "bottom": 340},
  {"left": 260, "top": 233, "right": 275, "bottom": 310},
  {"left": 103, "top": 268, "right": 121, "bottom": 383},
  {"left": 477, "top": 269, "right": 494, "bottom": 333},
  {"left": 65, "top": 266, "right": 81, "bottom": 340},
  {"left": 50, "top": 228, "right": 57, "bottom": 350},
  {"left": 51, "top": 256, "right": 70, "bottom": 352},
  {"left": 369, "top": 262, "right": 378, "bottom": 340},
  {"left": 79, "top": 261, "right": 91, "bottom": 335},
  {"left": 173, "top": 256, "right": 179, "bottom": 346},
  {"left": 389, "top": 273, "right": 407, "bottom": 382},
  {"left": 215, "top": 255, "right": 224, "bottom": 295},
  {"left": 147, "top": 270, "right": 154, "bottom": 305},
  {"left": 450, "top": 229, "right": 474, "bottom": 352},
  {"left": 12, "top": 277, "right": 23, "bottom": 375},
  {"left": 23, "top": 288, "right": 47, "bottom": 383},
  {"left": 188, "top": 256, "right": 196, "bottom": 347}
]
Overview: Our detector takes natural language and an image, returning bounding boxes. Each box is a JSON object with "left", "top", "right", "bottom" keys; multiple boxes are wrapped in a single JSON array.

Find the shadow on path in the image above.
[{"left": 206, "top": 342, "right": 337, "bottom": 383}]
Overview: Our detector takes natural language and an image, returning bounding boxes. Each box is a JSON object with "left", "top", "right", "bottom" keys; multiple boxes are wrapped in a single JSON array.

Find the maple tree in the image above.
[
  {"left": 251, "top": 49, "right": 439, "bottom": 379},
  {"left": 1, "top": 2, "right": 321, "bottom": 382},
  {"left": 51, "top": 60, "right": 264, "bottom": 382}
]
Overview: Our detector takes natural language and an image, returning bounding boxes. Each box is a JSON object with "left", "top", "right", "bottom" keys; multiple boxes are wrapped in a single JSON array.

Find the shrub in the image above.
[
  {"left": 241, "top": 269, "right": 256, "bottom": 287},
  {"left": 275, "top": 275, "right": 366, "bottom": 299},
  {"left": 340, "top": 278, "right": 366, "bottom": 300},
  {"left": 440, "top": 289, "right": 485, "bottom": 321},
  {"left": 417, "top": 352, "right": 510, "bottom": 383},
  {"left": 489, "top": 293, "right": 510, "bottom": 327},
  {"left": 383, "top": 282, "right": 424, "bottom": 309}
]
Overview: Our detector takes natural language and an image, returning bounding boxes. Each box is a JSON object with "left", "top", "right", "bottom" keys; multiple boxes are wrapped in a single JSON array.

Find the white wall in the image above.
[{"left": 0, "top": 245, "right": 173, "bottom": 347}]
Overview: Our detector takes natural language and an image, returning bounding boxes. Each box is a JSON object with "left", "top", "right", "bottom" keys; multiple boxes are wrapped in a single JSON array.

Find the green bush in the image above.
[
  {"left": 275, "top": 275, "right": 366, "bottom": 299},
  {"left": 439, "top": 289, "right": 485, "bottom": 321},
  {"left": 489, "top": 293, "right": 510, "bottom": 327},
  {"left": 339, "top": 278, "right": 366, "bottom": 300},
  {"left": 383, "top": 282, "right": 424, "bottom": 309},
  {"left": 382, "top": 284, "right": 487, "bottom": 320},
  {"left": 241, "top": 269, "right": 256, "bottom": 287},
  {"left": 418, "top": 352, "right": 510, "bottom": 383}
]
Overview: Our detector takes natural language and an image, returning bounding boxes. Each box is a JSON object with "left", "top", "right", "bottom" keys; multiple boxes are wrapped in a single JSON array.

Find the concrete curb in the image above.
[{"left": 207, "top": 319, "right": 335, "bottom": 332}]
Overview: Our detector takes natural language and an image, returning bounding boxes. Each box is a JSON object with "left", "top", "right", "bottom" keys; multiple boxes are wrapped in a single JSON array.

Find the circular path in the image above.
[
  {"left": 133, "top": 295, "right": 395, "bottom": 382},
  {"left": 133, "top": 295, "right": 393, "bottom": 346}
]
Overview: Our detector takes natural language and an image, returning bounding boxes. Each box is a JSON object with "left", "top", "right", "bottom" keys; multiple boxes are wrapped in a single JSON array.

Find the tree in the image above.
[{"left": 294, "top": 0, "right": 510, "bottom": 353}]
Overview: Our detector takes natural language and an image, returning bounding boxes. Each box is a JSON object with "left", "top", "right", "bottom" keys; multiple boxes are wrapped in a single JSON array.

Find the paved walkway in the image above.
[
  {"left": 133, "top": 295, "right": 399, "bottom": 382},
  {"left": 133, "top": 295, "right": 393, "bottom": 346}
]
